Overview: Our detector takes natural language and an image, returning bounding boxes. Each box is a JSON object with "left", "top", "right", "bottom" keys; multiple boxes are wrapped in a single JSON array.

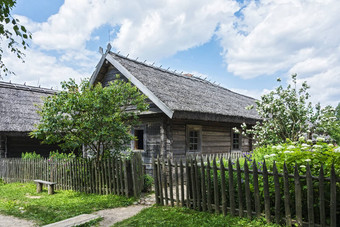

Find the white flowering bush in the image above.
[
  {"left": 238, "top": 74, "right": 340, "bottom": 146},
  {"left": 249, "top": 138, "right": 340, "bottom": 176}
]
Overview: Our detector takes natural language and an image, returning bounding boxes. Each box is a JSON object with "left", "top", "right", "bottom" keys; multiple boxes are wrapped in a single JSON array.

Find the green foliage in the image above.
[
  {"left": 326, "top": 103, "right": 340, "bottom": 144},
  {"left": 238, "top": 74, "right": 338, "bottom": 146},
  {"left": 336, "top": 103, "right": 340, "bottom": 121},
  {"left": 114, "top": 206, "right": 279, "bottom": 227},
  {"left": 0, "top": 0, "right": 32, "bottom": 77},
  {"left": 30, "top": 77, "right": 149, "bottom": 161},
  {"left": 21, "top": 151, "right": 42, "bottom": 160},
  {"left": 48, "top": 150, "right": 75, "bottom": 161},
  {"left": 250, "top": 138, "right": 340, "bottom": 176},
  {"left": 142, "top": 174, "right": 153, "bottom": 192},
  {"left": 243, "top": 140, "right": 340, "bottom": 224},
  {"left": 0, "top": 182, "right": 135, "bottom": 225}
]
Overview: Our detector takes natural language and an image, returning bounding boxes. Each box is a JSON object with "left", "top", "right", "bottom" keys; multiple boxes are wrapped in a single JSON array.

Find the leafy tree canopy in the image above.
[
  {"left": 237, "top": 74, "right": 339, "bottom": 146},
  {"left": 336, "top": 103, "right": 340, "bottom": 121},
  {"left": 0, "top": 0, "right": 31, "bottom": 77},
  {"left": 30, "top": 77, "right": 149, "bottom": 160}
]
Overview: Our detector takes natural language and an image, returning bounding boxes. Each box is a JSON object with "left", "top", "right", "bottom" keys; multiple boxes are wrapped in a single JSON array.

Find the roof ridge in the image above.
[
  {"left": 110, "top": 51, "right": 256, "bottom": 101},
  {"left": 0, "top": 81, "right": 56, "bottom": 94}
]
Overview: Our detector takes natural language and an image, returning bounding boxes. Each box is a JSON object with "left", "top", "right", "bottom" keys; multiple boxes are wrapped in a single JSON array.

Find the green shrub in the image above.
[
  {"left": 21, "top": 151, "right": 42, "bottom": 160},
  {"left": 249, "top": 137, "right": 340, "bottom": 176},
  {"left": 48, "top": 150, "right": 75, "bottom": 161},
  {"left": 142, "top": 174, "right": 154, "bottom": 192}
]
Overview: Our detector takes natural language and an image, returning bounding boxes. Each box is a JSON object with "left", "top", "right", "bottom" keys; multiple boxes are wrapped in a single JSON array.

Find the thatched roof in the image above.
[
  {"left": 91, "top": 51, "right": 260, "bottom": 123},
  {"left": 0, "top": 81, "right": 55, "bottom": 133}
]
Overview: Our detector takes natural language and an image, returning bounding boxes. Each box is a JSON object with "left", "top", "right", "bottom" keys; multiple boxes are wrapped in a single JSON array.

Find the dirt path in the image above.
[
  {"left": 94, "top": 194, "right": 155, "bottom": 227},
  {"left": 0, "top": 214, "right": 36, "bottom": 227},
  {"left": 94, "top": 205, "right": 147, "bottom": 226},
  {"left": 95, "top": 193, "right": 155, "bottom": 226}
]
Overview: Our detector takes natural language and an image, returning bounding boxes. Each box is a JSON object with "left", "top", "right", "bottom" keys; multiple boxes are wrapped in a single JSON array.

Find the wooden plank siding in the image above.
[{"left": 170, "top": 120, "right": 251, "bottom": 160}]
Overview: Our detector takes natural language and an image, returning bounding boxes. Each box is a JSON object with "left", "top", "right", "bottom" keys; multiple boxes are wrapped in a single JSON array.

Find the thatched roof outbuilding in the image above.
[{"left": 0, "top": 81, "right": 55, "bottom": 133}]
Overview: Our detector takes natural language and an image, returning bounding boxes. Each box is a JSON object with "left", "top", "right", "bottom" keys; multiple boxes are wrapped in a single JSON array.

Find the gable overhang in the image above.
[
  {"left": 90, "top": 53, "right": 174, "bottom": 119},
  {"left": 173, "top": 111, "right": 260, "bottom": 124}
]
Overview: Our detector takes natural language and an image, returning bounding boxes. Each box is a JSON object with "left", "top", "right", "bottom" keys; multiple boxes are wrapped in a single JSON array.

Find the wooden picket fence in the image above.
[
  {"left": 0, "top": 152, "right": 144, "bottom": 197},
  {"left": 153, "top": 155, "right": 339, "bottom": 226}
]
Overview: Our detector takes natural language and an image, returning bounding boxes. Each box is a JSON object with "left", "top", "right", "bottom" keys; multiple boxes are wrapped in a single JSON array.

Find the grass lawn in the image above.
[
  {"left": 114, "top": 206, "right": 280, "bottom": 227},
  {"left": 0, "top": 182, "right": 135, "bottom": 225}
]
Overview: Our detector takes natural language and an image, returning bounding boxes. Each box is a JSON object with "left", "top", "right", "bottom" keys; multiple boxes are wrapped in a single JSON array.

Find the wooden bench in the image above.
[{"left": 34, "top": 180, "right": 57, "bottom": 195}]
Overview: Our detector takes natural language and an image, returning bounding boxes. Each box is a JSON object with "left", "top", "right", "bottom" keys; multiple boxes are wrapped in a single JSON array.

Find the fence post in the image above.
[
  {"left": 186, "top": 157, "right": 191, "bottom": 208},
  {"left": 244, "top": 160, "right": 252, "bottom": 219},
  {"left": 190, "top": 158, "right": 197, "bottom": 209},
  {"left": 294, "top": 164, "right": 302, "bottom": 226},
  {"left": 130, "top": 155, "right": 137, "bottom": 197},
  {"left": 228, "top": 158, "right": 235, "bottom": 217},
  {"left": 283, "top": 162, "right": 291, "bottom": 226},
  {"left": 168, "top": 157, "right": 174, "bottom": 207},
  {"left": 206, "top": 156, "right": 212, "bottom": 212},
  {"left": 157, "top": 156, "right": 164, "bottom": 206},
  {"left": 180, "top": 160, "right": 185, "bottom": 207},
  {"left": 253, "top": 160, "right": 261, "bottom": 218},
  {"left": 263, "top": 161, "right": 271, "bottom": 223},
  {"left": 306, "top": 163, "right": 314, "bottom": 226},
  {"left": 330, "top": 164, "right": 336, "bottom": 227},
  {"left": 236, "top": 159, "right": 243, "bottom": 217},
  {"left": 220, "top": 158, "right": 227, "bottom": 216},
  {"left": 194, "top": 157, "right": 201, "bottom": 211},
  {"left": 175, "top": 161, "right": 180, "bottom": 206},
  {"left": 162, "top": 157, "right": 168, "bottom": 205},
  {"left": 200, "top": 157, "right": 207, "bottom": 212},
  {"left": 153, "top": 156, "right": 159, "bottom": 204},
  {"left": 213, "top": 156, "right": 220, "bottom": 214},
  {"left": 273, "top": 161, "right": 281, "bottom": 224}
]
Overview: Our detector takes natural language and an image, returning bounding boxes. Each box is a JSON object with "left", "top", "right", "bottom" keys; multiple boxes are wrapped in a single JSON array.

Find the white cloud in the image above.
[
  {"left": 112, "top": 0, "right": 238, "bottom": 59},
  {"left": 2, "top": 48, "right": 88, "bottom": 89},
  {"left": 216, "top": 0, "right": 340, "bottom": 105}
]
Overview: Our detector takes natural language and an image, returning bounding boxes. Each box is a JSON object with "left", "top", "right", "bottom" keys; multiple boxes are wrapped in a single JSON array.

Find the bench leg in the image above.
[
  {"left": 48, "top": 185, "right": 55, "bottom": 195},
  {"left": 36, "top": 183, "right": 42, "bottom": 193}
]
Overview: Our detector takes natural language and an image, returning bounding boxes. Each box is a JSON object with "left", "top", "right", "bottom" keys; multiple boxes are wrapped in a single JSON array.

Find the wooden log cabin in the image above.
[
  {"left": 0, "top": 82, "right": 59, "bottom": 158},
  {"left": 90, "top": 46, "right": 261, "bottom": 171}
]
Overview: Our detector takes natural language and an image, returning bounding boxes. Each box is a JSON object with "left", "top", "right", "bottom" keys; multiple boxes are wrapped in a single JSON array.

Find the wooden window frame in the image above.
[
  {"left": 186, "top": 125, "right": 202, "bottom": 153},
  {"left": 231, "top": 130, "right": 242, "bottom": 151}
]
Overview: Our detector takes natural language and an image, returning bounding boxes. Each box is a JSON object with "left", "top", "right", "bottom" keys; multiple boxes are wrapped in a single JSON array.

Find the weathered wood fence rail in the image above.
[
  {"left": 153, "top": 155, "right": 339, "bottom": 226},
  {"left": 0, "top": 152, "right": 144, "bottom": 197}
]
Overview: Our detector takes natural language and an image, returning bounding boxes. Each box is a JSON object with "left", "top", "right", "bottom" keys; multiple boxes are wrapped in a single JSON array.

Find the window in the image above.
[
  {"left": 189, "top": 130, "right": 199, "bottom": 151},
  {"left": 186, "top": 125, "right": 201, "bottom": 152},
  {"left": 134, "top": 129, "right": 144, "bottom": 150},
  {"left": 232, "top": 132, "right": 240, "bottom": 150}
]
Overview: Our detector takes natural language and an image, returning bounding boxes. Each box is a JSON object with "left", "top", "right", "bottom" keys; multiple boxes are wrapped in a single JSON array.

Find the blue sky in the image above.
[{"left": 3, "top": 0, "right": 340, "bottom": 106}]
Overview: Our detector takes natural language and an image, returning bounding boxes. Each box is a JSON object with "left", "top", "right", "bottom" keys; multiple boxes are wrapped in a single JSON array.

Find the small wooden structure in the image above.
[{"left": 34, "top": 179, "right": 57, "bottom": 195}]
